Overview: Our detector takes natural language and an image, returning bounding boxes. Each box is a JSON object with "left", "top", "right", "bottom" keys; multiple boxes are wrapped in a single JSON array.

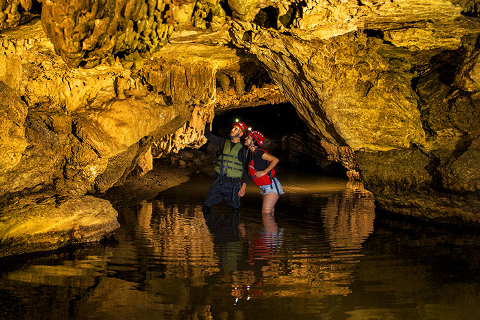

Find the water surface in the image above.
[{"left": 1, "top": 173, "right": 480, "bottom": 319}]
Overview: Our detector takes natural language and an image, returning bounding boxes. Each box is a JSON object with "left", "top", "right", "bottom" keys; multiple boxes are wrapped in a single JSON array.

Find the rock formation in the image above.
[
  {"left": 0, "top": 193, "right": 119, "bottom": 258},
  {"left": 0, "top": 0, "right": 479, "bottom": 256}
]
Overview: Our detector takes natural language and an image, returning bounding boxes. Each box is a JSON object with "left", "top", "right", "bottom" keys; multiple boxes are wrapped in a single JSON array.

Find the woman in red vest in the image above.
[{"left": 245, "top": 130, "right": 284, "bottom": 215}]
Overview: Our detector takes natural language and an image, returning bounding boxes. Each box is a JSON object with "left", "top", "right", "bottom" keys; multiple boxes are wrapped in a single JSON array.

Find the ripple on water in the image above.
[{"left": 2, "top": 174, "right": 480, "bottom": 319}]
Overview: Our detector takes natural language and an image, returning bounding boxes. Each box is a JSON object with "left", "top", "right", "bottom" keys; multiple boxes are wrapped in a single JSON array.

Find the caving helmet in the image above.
[
  {"left": 232, "top": 119, "right": 249, "bottom": 135},
  {"left": 248, "top": 130, "right": 265, "bottom": 147}
]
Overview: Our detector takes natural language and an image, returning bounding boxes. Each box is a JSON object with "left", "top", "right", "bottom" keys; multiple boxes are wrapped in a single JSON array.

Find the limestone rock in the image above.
[
  {"left": 0, "top": 0, "right": 40, "bottom": 32},
  {"left": 440, "top": 135, "right": 480, "bottom": 193},
  {"left": 0, "top": 82, "right": 28, "bottom": 175},
  {"left": 231, "top": 22, "right": 426, "bottom": 150},
  {"left": 356, "top": 148, "right": 433, "bottom": 195},
  {"left": 41, "top": 0, "right": 174, "bottom": 68},
  {"left": 228, "top": 0, "right": 261, "bottom": 22},
  {"left": 143, "top": 28, "right": 284, "bottom": 156},
  {"left": 0, "top": 109, "right": 70, "bottom": 196},
  {"left": 456, "top": 47, "right": 480, "bottom": 92},
  {"left": 284, "top": 132, "right": 359, "bottom": 178},
  {"left": 172, "top": 0, "right": 197, "bottom": 28},
  {"left": 356, "top": 147, "right": 480, "bottom": 224},
  {"left": 135, "top": 146, "right": 154, "bottom": 177},
  {"left": 193, "top": 0, "right": 226, "bottom": 31},
  {"left": 74, "top": 96, "right": 178, "bottom": 159},
  {"left": 0, "top": 20, "right": 198, "bottom": 197},
  {"left": 226, "top": 1, "right": 480, "bottom": 223},
  {"left": 93, "top": 142, "right": 140, "bottom": 193},
  {"left": 0, "top": 194, "right": 120, "bottom": 257}
]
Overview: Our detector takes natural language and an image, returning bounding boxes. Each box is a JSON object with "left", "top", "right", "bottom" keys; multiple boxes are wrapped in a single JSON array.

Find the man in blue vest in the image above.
[{"left": 203, "top": 119, "right": 249, "bottom": 213}]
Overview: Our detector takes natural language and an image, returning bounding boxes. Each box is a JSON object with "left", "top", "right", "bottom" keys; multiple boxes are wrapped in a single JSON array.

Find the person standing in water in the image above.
[
  {"left": 245, "top": 130, "right": 284, "bottom": 215},
  {"left": 203, "top": 119, "right": 250, "bottom": 213}
]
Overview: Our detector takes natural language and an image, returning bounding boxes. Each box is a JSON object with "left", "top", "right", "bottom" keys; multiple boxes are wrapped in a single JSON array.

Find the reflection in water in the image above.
[
  {"left": 1, "top": 175, "right": 480, "bottom": 319},
  {"left": 321, "top": 181, "right": 375, "bottom": 250},
  {"left": 234, "top": 213, "right": 284, "bottom": 302}
]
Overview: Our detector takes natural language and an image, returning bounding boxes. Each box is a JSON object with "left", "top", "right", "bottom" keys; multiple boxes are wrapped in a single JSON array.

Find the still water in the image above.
[{"left": 1, "top": 173, "right": 480, "bottom": 320}]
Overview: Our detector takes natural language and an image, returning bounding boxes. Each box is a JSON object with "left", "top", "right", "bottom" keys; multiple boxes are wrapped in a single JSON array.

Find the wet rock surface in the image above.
[{"left": 0, "top": 194, "right": 119, "bottom": 258}]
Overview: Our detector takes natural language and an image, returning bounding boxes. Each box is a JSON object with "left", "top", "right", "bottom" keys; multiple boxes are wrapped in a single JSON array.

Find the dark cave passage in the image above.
[{"left": 210, "top": 103, "right": 349, "bottom": 178}]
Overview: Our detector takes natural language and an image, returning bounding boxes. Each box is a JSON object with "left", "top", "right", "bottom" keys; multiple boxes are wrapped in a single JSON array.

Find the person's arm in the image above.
[
  {"left": 254, "top": 152, "right": 279, "bottom": 178},
  {"left": 238, "top": 147, "right": 248, "bottom": 197},
  {"left": 204, "top": 122, "right": 225, "bottom": 147}
]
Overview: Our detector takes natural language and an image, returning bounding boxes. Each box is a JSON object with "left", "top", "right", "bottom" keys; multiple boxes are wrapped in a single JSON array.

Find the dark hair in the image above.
[{"left": 249, "top": 135, "right": 258, "bottom": 147}]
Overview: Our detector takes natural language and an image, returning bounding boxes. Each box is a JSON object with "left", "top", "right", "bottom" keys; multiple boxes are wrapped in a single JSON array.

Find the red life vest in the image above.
[{"left": 248, "top": 149, "right": 276, "bottom": 187}]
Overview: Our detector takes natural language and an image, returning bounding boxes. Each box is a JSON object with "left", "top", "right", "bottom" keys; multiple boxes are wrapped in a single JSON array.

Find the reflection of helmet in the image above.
[
  {"left": 248, "top": 130, "right": 265, "bottom": 147},
  {"left": 233, "top": 120, "right": 249, "bottom": 134}
]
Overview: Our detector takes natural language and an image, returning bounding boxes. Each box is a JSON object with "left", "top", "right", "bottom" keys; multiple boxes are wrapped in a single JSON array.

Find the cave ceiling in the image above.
[{"left": 3, "top": 0, "right": 477, "bottom": 148}]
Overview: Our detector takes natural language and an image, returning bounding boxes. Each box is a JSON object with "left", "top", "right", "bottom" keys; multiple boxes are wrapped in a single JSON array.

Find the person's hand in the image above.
[
  {"left": 205, "top": 105, "right": 215, "bottom": 123},
  {"left": 238, "top": 183, "right": 247, "bottom": 197},
  {"left": 254, "top": 170, "right": 266, "bottom": 178}
]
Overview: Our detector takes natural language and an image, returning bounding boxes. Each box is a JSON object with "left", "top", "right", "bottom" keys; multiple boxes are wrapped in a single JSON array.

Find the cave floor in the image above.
[{"left": 99, "top": 161, "right": 198, "bottom": 208}]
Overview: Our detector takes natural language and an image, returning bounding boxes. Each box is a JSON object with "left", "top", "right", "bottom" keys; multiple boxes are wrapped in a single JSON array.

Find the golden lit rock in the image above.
[
  {"left": 41, "top": 0, "right": 173, "bottom": 68},
  {"left": 0, "top": 82, "right": 28, "bottom": 176},
  {"left": 0, "top": 194, "right": 120, "bottom": 257}
]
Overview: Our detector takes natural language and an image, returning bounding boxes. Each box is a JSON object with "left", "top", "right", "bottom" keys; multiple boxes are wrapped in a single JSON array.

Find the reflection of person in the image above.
[
  {"left": 250, "top": 213, "right": 283, "bottom": 268},
  {"left": 244, "top": 130, "right": 284, "bottom": 215},
  {"left": 203, "top": 119, "right": 249, "bottom": 213},
  {"left": 204, "top": 210, "right": 248, "bottom": 279},
  {"left": 232, "top": 212, "right": 283, "bottom": 302}
]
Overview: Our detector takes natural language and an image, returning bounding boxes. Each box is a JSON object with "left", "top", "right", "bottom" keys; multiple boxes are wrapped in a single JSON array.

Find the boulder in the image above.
[{"left": 0, "top": 194, "right": 120, "bottom": 257}]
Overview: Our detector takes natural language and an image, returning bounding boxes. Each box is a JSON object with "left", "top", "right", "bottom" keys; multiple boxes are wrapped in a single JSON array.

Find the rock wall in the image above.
[
  {"left": 0, "top": 0, "right": 41, "bottom": 31},
  {"left": 40, "top": 0, "right": 173, "bottom": 68},
  {"left": 226, "top": 0, "right": 480, "bottom": 224},
  {"left": 0, "top": 22, "right": 185, "bottom": 197}
]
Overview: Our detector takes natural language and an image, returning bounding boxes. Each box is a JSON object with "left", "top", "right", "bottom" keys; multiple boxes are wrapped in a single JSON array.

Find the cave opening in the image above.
[
  {"left": 208, "top": 103, "right": 349, "bottom": 178},
  {"left": 219, "top": 0, "right": 232, "bottom": 18},
  {"left": 254, "top": 7, "right": 280, "bottom": 29}
]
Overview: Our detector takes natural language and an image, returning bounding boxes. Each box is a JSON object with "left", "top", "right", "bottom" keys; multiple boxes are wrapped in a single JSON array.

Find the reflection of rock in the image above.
[
  {"left": 0, "top": 194, "right": 119, "bottom": 257},
  {"left": 149, "top": 200, "right": 219, "bottom": 282},
  {"left": 320, "top": 181, "right": 375, "bottom": 250}
]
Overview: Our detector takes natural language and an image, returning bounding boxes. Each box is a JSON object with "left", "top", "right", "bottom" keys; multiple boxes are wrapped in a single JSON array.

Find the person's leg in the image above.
[
  {"left": 225, "top": 180, "right": 241, "bottom": 211},
  {"left": 203, "top": 179, "right": 224, "bottom": 212},
  {"left": 261, "top": 191, "right": 279, "bottom": 215},
  {"left": 262, "top": 211, "right": 278, "bottom": 233}
]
